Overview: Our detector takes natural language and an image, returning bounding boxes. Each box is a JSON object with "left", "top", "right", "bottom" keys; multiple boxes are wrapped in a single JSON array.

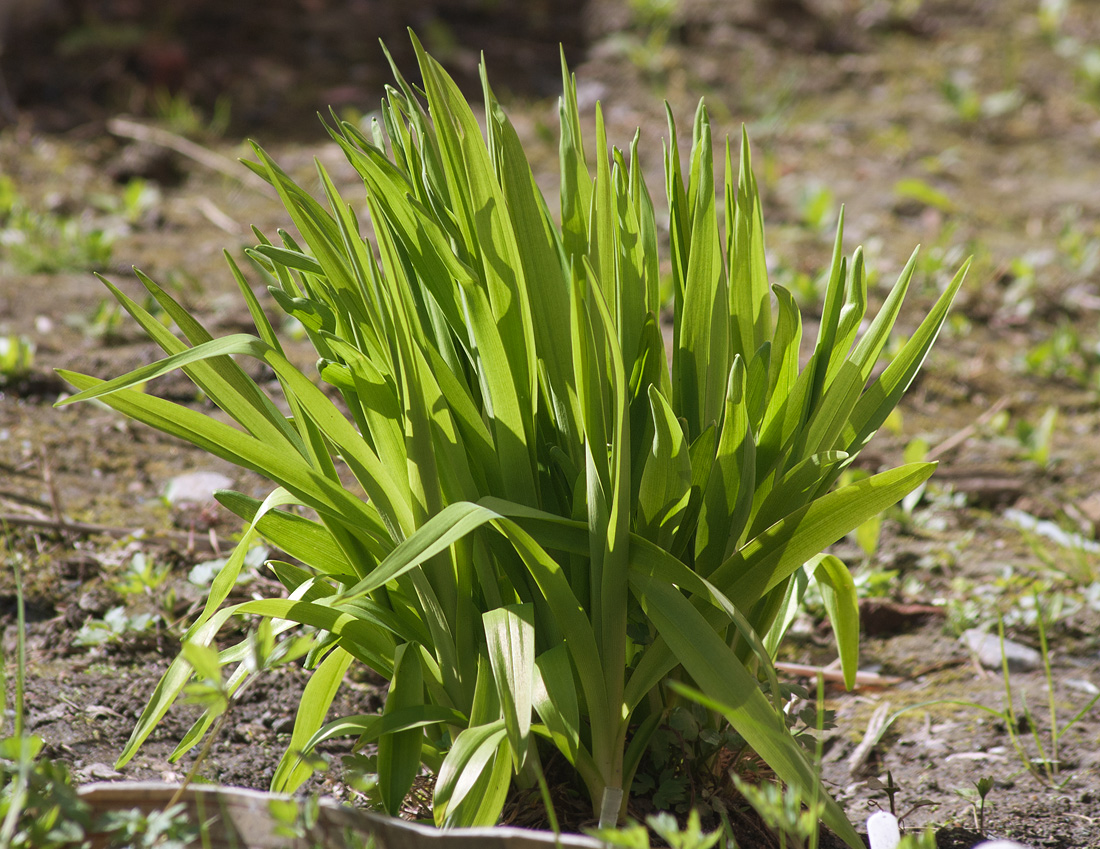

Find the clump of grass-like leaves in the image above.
[{"left": 58, "top": 38, "right": 966, "bottom": 847}]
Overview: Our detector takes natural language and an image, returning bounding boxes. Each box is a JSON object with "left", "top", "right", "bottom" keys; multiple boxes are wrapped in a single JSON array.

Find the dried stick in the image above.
[
  {"left": 0, "top": 511, "right": 220, "bottom": 554},
  {"left": 847, "top": 701, "right": 892, "bottom": 774},
  {"left": 106, "top": 117, "right": 275, "bottom": 198},
  {"left": 775, "top": 661, "right": 903, "bottom": 688},
  {"left": 925, "top": 394, "right": 1012, "bottom": 462},
  {"left": 38, "top": 446, "right": 71, "bottom": 545}
]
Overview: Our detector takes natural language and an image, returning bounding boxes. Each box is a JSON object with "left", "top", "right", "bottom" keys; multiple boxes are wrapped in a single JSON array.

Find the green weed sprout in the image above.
[
  {"left": 1, "top": 562, "right": 95, "bottom": 848},
  {"left": 589, "top": 809, "right": 723, "bottom": 849},
  {"left": 998, "top": 605, "right": 1100, "bottom": 785},
  {"left": 868, "top": 605, "right": 1100, "bottom": 797},
  {"left": 732, "top": 774, "right": 824, "bottom": 849},
  {"left": 958, "top": 776, "right": 994, "bottom": 834},
  {"left": 0, "top": 177, "right": 114, "bottom": 274},
  {"left": 0, "top": 335, "right": 34, "bottom": 383},
  {"left": 57, "top": 38, "right": 966, "bottom": 845}
]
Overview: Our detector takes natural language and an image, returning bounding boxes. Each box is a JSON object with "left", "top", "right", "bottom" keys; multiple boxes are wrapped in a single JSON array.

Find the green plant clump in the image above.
[
  {"left": 58, "top": 39, "right": 966, "bottom": 846},
  {"left": 0, "top": 176, "right": 114, "bottom": 275}
]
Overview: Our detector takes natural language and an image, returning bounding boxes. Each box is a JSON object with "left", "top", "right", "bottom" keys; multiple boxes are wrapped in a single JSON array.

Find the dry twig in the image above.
[
  {"left": 847, "top": 701, "right": 892, "bottom": 774},
  {"left": 925, "top": 394, "right": 1012, "bottom": 462},
  {"left": 0, "top": 510, "right": 220, "bottom": 554},
  {"left": 775, "top": 661, "right": 904, "bottom": 688},
  {"left": 107, "top": 116, "right": 275, "bottom": 198}
]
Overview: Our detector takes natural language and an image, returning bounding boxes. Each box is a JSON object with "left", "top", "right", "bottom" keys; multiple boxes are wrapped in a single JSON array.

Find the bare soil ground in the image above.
[{"left": 4, "top": 1, "right": 1100, "bottom": 847}]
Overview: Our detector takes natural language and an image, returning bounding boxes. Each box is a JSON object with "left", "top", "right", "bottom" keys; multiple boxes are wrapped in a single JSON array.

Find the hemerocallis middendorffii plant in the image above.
[{"left": 58, "top": 36, "right": 966, "bottom": 848}]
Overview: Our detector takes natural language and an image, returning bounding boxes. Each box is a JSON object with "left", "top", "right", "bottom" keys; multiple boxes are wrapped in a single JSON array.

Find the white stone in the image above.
[
  {"left": 972, "top": 842, "right": 1034, "bottom": 849},
  {"left": 163, "top": 471, "right": 234, "bottom": 507},
  {"left": 962, "top": 628, "right": 1042, "bottom": 672}
]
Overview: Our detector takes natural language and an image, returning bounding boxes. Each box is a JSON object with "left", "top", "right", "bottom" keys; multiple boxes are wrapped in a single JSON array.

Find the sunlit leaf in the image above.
[{"left": 812, "top": 555, "right": 860, "bottom": 690}]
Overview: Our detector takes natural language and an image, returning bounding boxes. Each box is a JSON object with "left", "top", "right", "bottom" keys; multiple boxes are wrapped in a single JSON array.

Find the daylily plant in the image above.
[{"left": 59, "top": 38, "right": 965, "bottom": 847}]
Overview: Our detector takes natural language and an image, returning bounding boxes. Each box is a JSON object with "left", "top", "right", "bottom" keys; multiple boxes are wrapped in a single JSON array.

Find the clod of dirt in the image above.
[
  {"left": 934, "top": 828, "right": 993, "bottom": 849},
  {"left": 860, "top": 599, "right": 944, "bottom": 637},
  {"left": 105, "top": 142, "right": 185, "bottom": 187}
]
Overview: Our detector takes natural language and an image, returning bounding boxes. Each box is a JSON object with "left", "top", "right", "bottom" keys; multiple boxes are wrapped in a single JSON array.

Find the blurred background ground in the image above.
[{"left": 3, "top": 1, "right": 1100, "bottom": 847}]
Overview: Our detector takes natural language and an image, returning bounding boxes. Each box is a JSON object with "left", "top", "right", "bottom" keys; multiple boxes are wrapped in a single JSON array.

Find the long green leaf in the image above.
[
  {"left": 433, "top": 720, "right": 510, "bottom": 827},
  {"left": 844, "top": 259, "right": 970, "bottom": 455},
  {"left": 302, "top": 705, "right": 468, "bottom": 755},
  {"left": 636, "top": 385, "right": 691, "bottom": 549},
  {"left": 100, "top": 272, "right": 304, "bottom": 454},
  {"left": 378, "top": 643, "right": 425, "bottom": 816},
  {"left": 483, "top": 604, "right": 536, "bottom": 768},
  {"left": 489, "top": 88, "right": 576, "bottom": 446},
  {"left": 59, "top": 371, "right": 393, "bottom": 559},
  {"left": 678, "top": 105, "right": 727, "bottom": 440},
  {"left": 715, "top": 462, "right": 936, "bottom": 607},
  {"left": 812, "top": 555, "right": 860, "bottom": 690},
  {"left": 215, "top": 491, "right": 358, "bottom": 580},
  {"left": 272, "top": 646, "right": 354, "bottom": 793},
  {"left": 115, "top": 606, "right": 236, "bottom": 768},
  {"left": 622, "top": 463, "right": 935, "bottom": 708},
  {"left": 413, "top": 37, "right": 539, "bottom": 506},
  {"left": 59, "top": 335, "right": 414, "bottom": 540},
  {"left": 633, "top": 573, "right": 861, "bottom": 848},
  {"left": 533, "top": 644, "right": 582, "bottom": 766},
  {"left": 728, "top": 129, "right": 771, "bottom": 363},
  {"left": 695, "top": 358, "right": 754, "bottom": 575}
]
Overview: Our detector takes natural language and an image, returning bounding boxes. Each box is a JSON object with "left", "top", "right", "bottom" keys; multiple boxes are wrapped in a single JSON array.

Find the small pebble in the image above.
[
  {"left": 28, "top": 703, "right": 67, "bottom": 728},
  {"left": 163, "top": 470, "right": 234, "bottom": 507},
  {"left": 78, "top": 762, "right": 122, "bottom": 781},
  {"left": 961, "top": 629, "right": 1041, "bottom": 672},
  {"left": 973, "top": 842, "right": 1034, "bottom": 849}
]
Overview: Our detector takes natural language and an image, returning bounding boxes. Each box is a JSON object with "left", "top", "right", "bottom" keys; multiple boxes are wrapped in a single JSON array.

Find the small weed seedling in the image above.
[
  {"left": 1037, "top": 0, "right": 1071, "bottom": 41},
  {"left": 875, "top": 607, "right": 1100, "bottom": 792},
  {"left": 151, "top": 88, "right": 231, "bottom": 139},
  {"left": 867, "top": 770, "right": 935, "bottom": 832},
  {"left": 73, "top": 605, "right": 159, "bottom": 647},
  {"left": 73, "top": 551, "right": 181, "bottom": 646},
  {"left": 588, "top": 809, "right": 723, "bottom": 849},
  {"left": 998, "top": 604, "right": 1100, "bottom": 785},
  {"left": 0, "top": 335, "right": 34, "bottom": 384},
  {"left": 940, "top": 71, "right": 1023, "bottom": 124},
  {"left": 1, "top": 558, "right": 202, "bottom": 848},
  {"left": 1015, "top": 407, "right": 1057, "bottom": 468},
  {"left": 621, "top": 0, "right": 682, "bottom": 80},
  {"left": 797, "top": 183, "right": 836, "bottom": 233},
  {"left": 953, "top": 776, "right": 994, "bottom": 834},
  {"left": 1023, "top": 323, "right": 1100, "bottom": 391},
  {"left": 894, "top": 178, "right": 955, "bottom": 215},
  {"left": 89, "top": 177, "right": 162, "bottom": 227},
  {"left": 0, "top": 176, "right": 113, "bottom": 274},
  {"left": 68, "top": 295, "right": 172, "bottom": 344},
  {"left": 732, "top": 774, "right": 825, "bottom": 849}
]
